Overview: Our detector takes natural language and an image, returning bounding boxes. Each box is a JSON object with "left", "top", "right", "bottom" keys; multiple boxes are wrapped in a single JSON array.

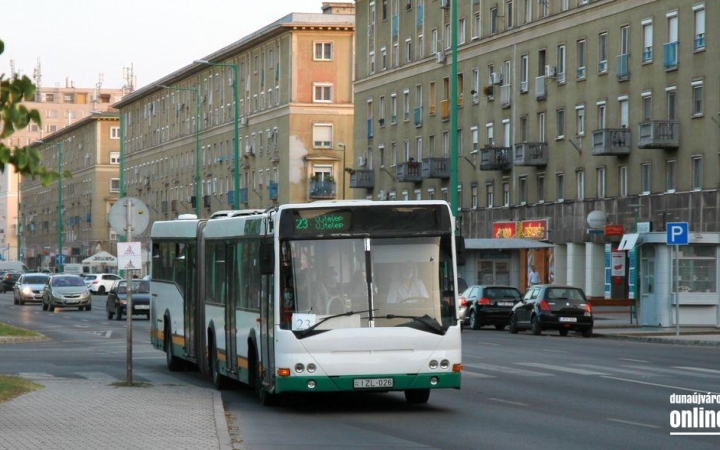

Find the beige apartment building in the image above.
[
  {"left": 354, "top": 0, "right": 720, "bottom": 326},
  {"left": 21, "top": 113, "right": 121, "bottom": 271},
  {"left": 0, "top": 83, "right": 124, "bottom": 263},
  {"left": 113, "top": 2, "right": 355, "bottom": 257}
]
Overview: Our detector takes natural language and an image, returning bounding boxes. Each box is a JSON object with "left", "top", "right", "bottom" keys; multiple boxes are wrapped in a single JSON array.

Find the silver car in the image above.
[
  {"left": 42, "top": 274, "right": 93, "bottom": 311},
  {"left": 13, "top": 273, "right": 50, "bottom": 305}
]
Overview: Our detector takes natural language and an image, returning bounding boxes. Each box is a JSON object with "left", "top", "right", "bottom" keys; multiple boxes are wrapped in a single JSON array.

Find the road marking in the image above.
[
  {"left": 542, "top": 349, "right": 569, "bottom": 353},
  {"left": 624, "top": 365, "right": 718, "bottom": 379},
  {"left": 601, "top": 376, "right": 720, "bottom": 394},
  {"left": 78, "top": 372, "right": 119, "bottom": 382},
  {"left": 619, "top": 358, "right": 648, "bottom": 363},
  {"left": 488, "top": 397, "right": 530, "bottom": 407},
  {"left": 465, "top": 363, "right": 552, "bottom": 377},
  {"left": 572, "top": 364, "right": 655, "bottom": 376},
  {"left": 516, "top": 362, "right": 608, "bottom": 375},
  {"left": 606, "top": 418, "right": 660, "bottom": 429},
  {"left": 674, "top": 366, "right": 720, "bottom": 375},
  {"left": 17, "top": 372, "right": 55, "bottom": 379},
  {"left": 462, "top": 371, "right": 496, "bottom": 379}
]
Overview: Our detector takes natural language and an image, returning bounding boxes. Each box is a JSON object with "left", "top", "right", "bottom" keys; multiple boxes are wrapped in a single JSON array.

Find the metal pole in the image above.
[
  {"left": 126, "top": 198, "right": 134, "bottom": 384},
  {"left": 449, "top": 0, "right": 458, "bottom": 217},
  {"left": 57, "top": 142, "right": 63, "bottom": 273},
  {"left": 675, "top": 245, "right": 680, "bottom": 336}
]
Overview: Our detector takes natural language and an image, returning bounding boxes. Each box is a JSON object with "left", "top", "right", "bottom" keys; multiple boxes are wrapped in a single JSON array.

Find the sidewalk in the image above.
[{"left": 0, "top": 376, "right": 233, "bottom": 450}]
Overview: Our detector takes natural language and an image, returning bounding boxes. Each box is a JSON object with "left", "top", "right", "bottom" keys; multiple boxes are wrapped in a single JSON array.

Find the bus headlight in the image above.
[
  {"left": 307, "top": 380, "right": 316, "bottom": 389},
  {"left": 428, "top": 360, "right": 438, "bottom": 370},
  {"left": 307, "top": 363, "right": 316, "bottom": 373},
  {"left": 440, "top": 359, "right": 449, "bottom": 369},
  {"left": 294, "top": 363, "right": 305, "bottom": 373},
  {"left": 430, "top": 377, "right": 439, "bottom": 386}
]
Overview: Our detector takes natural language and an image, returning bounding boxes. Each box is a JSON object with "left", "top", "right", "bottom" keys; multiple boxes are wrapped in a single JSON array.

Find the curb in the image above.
[
  {"left": 594, "top": 333, "right": 720, "bottom": 347},
  {"left": 212, "top": 391, "right": 234, "bottom": 450},
  {"left": 0, "top": 335, "right": 49, "bottom": 344}
]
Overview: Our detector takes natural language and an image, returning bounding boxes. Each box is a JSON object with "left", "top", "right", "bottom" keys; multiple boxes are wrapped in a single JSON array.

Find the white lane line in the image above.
[
  {"left": 624, "top": 365, "right": 717, "bottom": 379},
  {"left": 488, "top": 398, "right": 530, "bottom": 407},
  {"left": 465, "top": 363, "right": 553, "bottom": 377},
  {"left": 674, "top": 366, "right": 720, "bottom": 375},
  {"left": 463, "top": 371, "right": 496, "bottom": 379},
  {"left": 619, "top": 358, "right": 648, "bottom": 363},
  {"left": 480, "top": 342, "right": 501, "bottom": 346},
  {"left": 542, "top": 349, "right": 569, "bottom": 354},
  {"left": 516, "top": 362, "right": 608, "bottom": 375},
  {"left": 606, "top": 418, "right": 661, "bottom": 429},
  {"left": 601, "top": 376, "right": 720, "bottom": 394},
  {"left": 572, "top": 364, "right": 655, "bottom": 376}
]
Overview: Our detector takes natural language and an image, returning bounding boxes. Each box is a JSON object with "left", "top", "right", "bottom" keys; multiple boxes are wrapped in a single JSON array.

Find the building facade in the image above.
[
  {"left": 0, "top": 83, "right": 124, "bottom": 263},
  {"left": 113, "top": 2, "right": 355, "bottom": 256},
  {"left": 21, "top": 114, "right": 121, "bottom": 272},
  {"left": 353, "top": 0, "right": 719, "bottom": 325}
]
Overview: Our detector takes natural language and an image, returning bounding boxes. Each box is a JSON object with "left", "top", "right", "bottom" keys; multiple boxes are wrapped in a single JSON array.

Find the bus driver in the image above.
[{"left": 387, "top": 265, "right": 429, "bottom": 303}]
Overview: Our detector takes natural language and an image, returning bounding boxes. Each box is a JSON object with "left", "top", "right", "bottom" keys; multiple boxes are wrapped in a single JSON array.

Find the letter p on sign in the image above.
[{"left": 666, "top": 222, "right": 689, "bottom": 245}]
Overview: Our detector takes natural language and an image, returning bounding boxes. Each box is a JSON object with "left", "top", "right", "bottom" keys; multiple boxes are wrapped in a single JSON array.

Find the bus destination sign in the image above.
[{"left": 293, "top": 210, "right": 352, "bottom": 233}]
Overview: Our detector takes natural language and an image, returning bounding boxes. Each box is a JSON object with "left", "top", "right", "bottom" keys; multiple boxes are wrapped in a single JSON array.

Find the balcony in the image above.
[
  {"left": 535, "top": 76, "right": 546, "bottom": 100},
  {"left": 637, "top": 120, "right": 680, "bottom": 149},
  {"left": 616, "top": 53, "right": 629, "bottom": 80},
  {"left": 396, "top": 161, "right": 424, "bottom": 182},
  {"left": 309, "top": 180, "right": 336, "bottom": 199},
  {"left": 268, "top": 182, "right": 278, "bottom": 200},
  {"left": 663, "top": 41, "right": 678, "bottom": 69},
  {"left": 414, "top": 106, "right": 423, "bottom": 127},
  {"left": 592, "top": 128, "right": 632, "bottom": 156},
  {"left": 421, "top": 157, "right": 450, "bottom": 179},
  {"left": 480, "top": 146, "right": 512, "bottom": 171},
  {"left": 513, "top": 142, "right": 548, "bottom": 166},
  {"left": 440, "top": 99, "right": 450, "bottom": 120},
  {"left": 500, "top": 84, "right": 511, "bottom": 108},
  {"left": 349, "top": 170, "right": 375, "bottom": 188}
]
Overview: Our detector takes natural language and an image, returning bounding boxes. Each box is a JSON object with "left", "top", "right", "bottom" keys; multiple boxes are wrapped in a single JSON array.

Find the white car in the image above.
[{"left": 83, "top": 273, "right": 122, "bottom": 295}]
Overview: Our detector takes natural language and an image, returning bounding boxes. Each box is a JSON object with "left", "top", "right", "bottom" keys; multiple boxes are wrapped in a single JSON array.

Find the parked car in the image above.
[
  {"left": 460, "top": 285, "right": 523, "bottom": 330},
  {"left": 42, "top": 274, "right": 92, "bottom": 311},
  {"left": 13, "top": 273, "right": 50, "bottom": 305},
  {"left": 509, "top": 285, "right": 593, "bottom": 337},
  {"left": 83, "top": 273, "right": 122, "bottom": 294},
  {"left": 106, "top": 279, "right": 151, "bottom": 320},
  {"left": 0, "top": 271, "right": 22, "bottom": 293}
]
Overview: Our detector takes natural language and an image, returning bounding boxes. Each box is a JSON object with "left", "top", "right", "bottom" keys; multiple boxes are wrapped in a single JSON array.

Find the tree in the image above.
[{"left": 0, "top": 39, "right": 64, "bottom": 185}]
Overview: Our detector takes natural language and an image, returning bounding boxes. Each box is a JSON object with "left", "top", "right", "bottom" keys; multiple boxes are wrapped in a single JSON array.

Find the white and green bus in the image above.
[{"left": 150, "top": 200, "right": 465, "bottom": 405}]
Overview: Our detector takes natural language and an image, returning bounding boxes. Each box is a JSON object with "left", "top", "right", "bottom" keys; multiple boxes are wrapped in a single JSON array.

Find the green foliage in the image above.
[{"left": 0, "top": 38, "right": 64, "bottom": 185}]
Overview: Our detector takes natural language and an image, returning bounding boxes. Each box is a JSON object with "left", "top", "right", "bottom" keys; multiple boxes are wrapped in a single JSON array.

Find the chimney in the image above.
[{"left": 321, "top": 2, "right": 355, "bottom": 15}]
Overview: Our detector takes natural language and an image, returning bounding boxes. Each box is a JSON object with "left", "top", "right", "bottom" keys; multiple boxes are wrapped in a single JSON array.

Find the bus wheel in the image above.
[
  {"left": 210, "top": 343, "right": 228, "bottom": 390},
  {"left": 404, "top": 389, "right": 430, "bottom": 405},
  {"left": 165, "top": 328, "right": 184, "bottom": 372}
]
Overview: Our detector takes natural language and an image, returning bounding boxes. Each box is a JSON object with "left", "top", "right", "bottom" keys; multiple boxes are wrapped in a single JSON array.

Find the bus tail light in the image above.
[{"left": 277, "top": 368, "right": 291, "bottom": 377}]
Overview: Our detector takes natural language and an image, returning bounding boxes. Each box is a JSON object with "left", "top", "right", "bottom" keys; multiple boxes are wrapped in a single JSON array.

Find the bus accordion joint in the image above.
[{"left": 452, "top": 363, "right": 463, "bottom": 372}]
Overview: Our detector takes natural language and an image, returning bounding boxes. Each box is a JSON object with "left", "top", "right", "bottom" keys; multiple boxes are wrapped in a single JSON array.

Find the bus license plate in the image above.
[
  {"left": 559, "top": 317, "right": 577, "bottom": 322},
  {"left": 354, "top": 378, "right": 393, "bottom": 389},
  {"left": 135, "top": 305, "right": 150, "bottom": 310}
]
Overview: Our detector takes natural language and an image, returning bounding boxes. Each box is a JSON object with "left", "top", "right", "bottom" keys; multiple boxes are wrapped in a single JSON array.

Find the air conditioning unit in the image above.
[
  {"left": 544, "top": 65, "right": 557, "bottom": 78},
  {"left": 240, "top": 117, "right": 248, "bottom": 126},
  {"left": 436, "top": 50, "right": 446, "bottom": 63},
  {"left": 358, "top": 157, "right": 367, "bottom": 167},
  {"left": 440, "top": 0, "right": 450, "bottom": 9},
  {"left": 490, "top": 72, "right": 503, "bottom": 85},
  {"left": 245, "top": 145, "right": 254, "bottom": 155}
]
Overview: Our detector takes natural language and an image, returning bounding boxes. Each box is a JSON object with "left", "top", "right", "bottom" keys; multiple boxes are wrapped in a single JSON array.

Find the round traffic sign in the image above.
[{"left": 108, "top": 197, "right": 150, "bottom": 238}]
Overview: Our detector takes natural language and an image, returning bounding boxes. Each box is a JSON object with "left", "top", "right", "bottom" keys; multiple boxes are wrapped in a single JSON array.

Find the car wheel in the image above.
[
  {"left": 48, "top": 303, "right": 55, "bottom": 312},
  {"left": 469, "top": 311, "right": 480, "bottom": 330},
  {"left": 531, "top": 315, "right": 542, "bottom": 335},
  {"left": 405, "top": 389, "right": 431, "bottom": 405},
  {"left": 13, "top": 297, "right": 18, "bottom": 305},
  {"left": 42, "top": 300, "right": 48, "bottom": 311},
  {"left": 494, "top": 324, "right": 506, "bottom": 331},
  {"left": 559, "top": 329, "right": 569, "bottom": 336},
  {"left": 85, "top": 304, "right": 92, "bottom": 311},
  {"left": 508, "top": 314, "right": 519, "bottom": 334},
  {"left": 98, "top": 286, "right": 106, "bottom": 295},
  {"left": 582, "top": 327, "right": 593, "bottom": 338},
  {"left": 107, "top": 309, "right": 113, "bottom": 320}
]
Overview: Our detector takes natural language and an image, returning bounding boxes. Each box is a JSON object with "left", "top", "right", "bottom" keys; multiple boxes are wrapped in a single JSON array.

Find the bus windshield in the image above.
[{"left": 280, "top": 236, "right": 457, "bottom": 334}]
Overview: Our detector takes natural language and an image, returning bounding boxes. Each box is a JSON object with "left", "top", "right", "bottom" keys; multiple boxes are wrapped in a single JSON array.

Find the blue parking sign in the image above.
[{"left": 666, "top": 222, "right": 689, "bottom": 245}]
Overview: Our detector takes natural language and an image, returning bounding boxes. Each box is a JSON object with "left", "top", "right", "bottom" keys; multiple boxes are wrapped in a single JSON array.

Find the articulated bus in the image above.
[{"left": 150, "top": 200, "right": 465, "bottom": 405}]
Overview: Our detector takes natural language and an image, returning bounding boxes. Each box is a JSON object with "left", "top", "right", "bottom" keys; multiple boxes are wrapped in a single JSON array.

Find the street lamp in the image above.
[
  {"left": 194, "top": 59, "right": 240, "bottom": 206},
  {"left": 159, "top": 84, "right": 200, "bottom": 216},
  {"left": 337, "top": 143, "right": 347, "bottom": 199}
]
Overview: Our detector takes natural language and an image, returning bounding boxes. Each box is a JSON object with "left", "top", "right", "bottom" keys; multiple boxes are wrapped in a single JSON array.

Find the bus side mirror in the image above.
[
  {"left": 455, "top": 236, "right": 466, "bottom": 266},
  {"left": 259, "top": 241, "right": 274, "bottom": 275}
]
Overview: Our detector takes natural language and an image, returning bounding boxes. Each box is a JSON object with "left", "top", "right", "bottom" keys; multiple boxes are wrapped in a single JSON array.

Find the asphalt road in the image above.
[{"left": 2, "top": 293, "right": 720, "bottom": 450}]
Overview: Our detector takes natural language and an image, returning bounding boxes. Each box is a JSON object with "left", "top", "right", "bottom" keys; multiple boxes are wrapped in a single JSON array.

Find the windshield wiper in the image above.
[
  {"left": 296, "top": 309, "right": 376, "bottom": 338},
  {"left": 381, "top": 314, "right": 445, "bottom": 335}
]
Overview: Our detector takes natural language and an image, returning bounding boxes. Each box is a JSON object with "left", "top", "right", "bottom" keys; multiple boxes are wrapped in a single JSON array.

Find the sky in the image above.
[{"left": 1, "top": 0, "right": 332, "bottom": 90}]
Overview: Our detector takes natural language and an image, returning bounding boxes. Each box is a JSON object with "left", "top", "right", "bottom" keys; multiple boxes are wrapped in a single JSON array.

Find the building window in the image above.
[
  {"left": 312, "top": 123, "right": 333, "bottom": 148},
  {"left": 486, "top": 182, "right": 494, "bottom": 208},
  {"left": 677, "top": 245, "right": 717, "bottom": 294},
  {"left": 314, "top": 42, "right": 333, "bottom": 60},
  {"left": 537, "top": 174, "right": 545, "bottom": 203},
  {"left": 666, "top": 159, "right": 676, "bottom": 192},
  {"left": 576, "top": 105, "right": 585, "bottom": 136},
  {"left": 471, "top": 127, "right": 479, "bottom": 153},
  {"left": 556, "top": 109, "right": 565, "bottom": 139},
  {"left": 110, "top": 152, "right": 120, "bottom": 165},
  {"left": 576, "top": 170, "right": 584, "bottom": 200},
  {"left": 538, "top": 0, "right": 549, "bottom": 18},
  {"left": 519, "top": 176, "right": 527, "bottom": 204},
  {"left": 667, "top": 87, "right": 677, "bottom": 120},
  {"left": 596, "top": 167, "right": 606, "bottom": 198},
  {"left": 642, "top": 19, "right": 653, "bottom": 62},
  {"left": 381, "top": 47, "right": 387, "bottom": 71},
  {"left": 576, "top": 39, "right": 586, "bottom": 79},
  {"left": 692, "top": 81, "right": 703, "bottom": 116},
  {"left": 110, "top": 127, "right": 120, "bottom": 139},
  {"left": 313, "top": 83, "right": 333, "bottom": 103},
  {"left": 641, "top": 163, "right": 651, "bottom": 195},
  {"left": 502, "top": 181, "right": 510, "bottom": 206},
  {"left": 391, "top": 94, "right": 398, "bottom": 124},
  {"left": 556, "top": 173, "right": 564, "bottom": 202},
  {"left": 692, "top": 156, "right": 703, "bottom": 190},
  {"left": 524, "top": 0, "right": 532, "bottom": 24},
  {"left": 520, "top": 54, "right": 529, "bottom": 92},
  {"left": 505, "top": 1, "right": 514, "bottom": 29},
  {"left": 598, "top": 32, "right": 608, "bottom": 73},
  {"left": 471, "top": 184, "right": 478, "bottom": 209},
  {"left": 619, "top": 166, "right": 628, "bottom": 197},
  {"left": 473, "top": 12, "right": 480, "bottom": 39},
  {"left": 538, "top": 112, "right": 545, "bottom": 142},
  {"left": 459, "top": 18, "right": 466, "bottom": 44},
  {"left": 490, "top": 8, "right": 498, "bottom": 35},
  {"left": 694, "top": 4, "right": 705, "bottom": 50},
  {"left": 642, "top": 93, "right": 652, "bottom": 121},
  {"left": 110, "top": 178, "right": 120, "bottom": 193},
  {"left": 557, "top": 44, "right": 566, "bottom": 83},
  {"left": 405, "top": 38, "right": 412, "bottom": 63}
]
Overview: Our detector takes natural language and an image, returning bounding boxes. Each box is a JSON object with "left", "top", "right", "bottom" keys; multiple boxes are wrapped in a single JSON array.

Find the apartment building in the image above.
[
  {"left": 113, "top": 2, "right": 355, "bottom": 255},
  {"left": 21, "top": 113, "right": 121, "bottom": 271},
  {"left": 0, "top": 83, "right": 124, "bottom": 263},
  {"left": 354, "top": 0, "right": 719, "bottom": 326}
]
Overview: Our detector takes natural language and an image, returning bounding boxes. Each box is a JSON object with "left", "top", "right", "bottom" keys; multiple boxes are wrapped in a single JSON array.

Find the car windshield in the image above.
[
  {"left": 24, "top": 276, "right": 48, "bottom": 284},
  {"left": 485, "top": 287, "right": 521, "bottom": 300},
  {"left": 53, "top": 277, "right": 85, "bottom": 287},
  {"left": 546, "top": 288, "right": 586, "bottom": 304}
]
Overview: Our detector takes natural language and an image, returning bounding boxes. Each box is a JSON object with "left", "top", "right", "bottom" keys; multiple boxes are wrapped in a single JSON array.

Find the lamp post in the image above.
[
  {"left": 628, "top": 203, "right": 643, "bottom": 323},
  {"left": 337, "top": 143, "right": 347, "bottom": 199},
  {"left": 16, "top": 174, "right": 21, "bottom": 263},
  {"left": 159, "top": 84, "right": 200, "bottom": 216},
  {"left": 194, "top": 59, "right": 240, "bottom": 206},
  {"left": 57, "top": 142, "right": 63, "bottom": 273}
]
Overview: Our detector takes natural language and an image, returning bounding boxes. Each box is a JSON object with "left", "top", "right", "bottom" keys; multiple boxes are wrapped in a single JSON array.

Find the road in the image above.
[{"left": 2, "top": 293, "right": 719, "bottom": 449}]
